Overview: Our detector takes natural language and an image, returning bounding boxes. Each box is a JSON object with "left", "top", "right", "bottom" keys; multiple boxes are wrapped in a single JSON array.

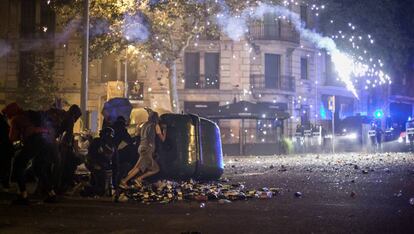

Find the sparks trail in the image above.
[{"left": 216, "top": 2, "right": 391, "bottom": 98}]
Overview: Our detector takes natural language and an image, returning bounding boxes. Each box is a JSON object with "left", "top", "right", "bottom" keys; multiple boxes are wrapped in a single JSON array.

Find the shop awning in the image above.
[{"left": 205, "top": 101, "right": 290, "bottom": 120}]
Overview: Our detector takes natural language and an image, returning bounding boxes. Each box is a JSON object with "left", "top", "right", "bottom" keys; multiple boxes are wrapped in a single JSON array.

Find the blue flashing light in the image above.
[{"left": 374, "top": 109, "right": 384, "bottom": 119}]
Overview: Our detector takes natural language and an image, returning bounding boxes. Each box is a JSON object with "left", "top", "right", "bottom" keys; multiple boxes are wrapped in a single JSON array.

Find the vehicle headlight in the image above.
[{"left": 346, "top": 133, "right": 358, "bottom": 139}]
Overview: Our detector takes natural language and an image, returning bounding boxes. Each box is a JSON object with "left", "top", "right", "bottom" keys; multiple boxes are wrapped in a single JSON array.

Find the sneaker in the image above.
[
  {"left": 119, "top": 182, "right": 129, "bottom": 190},
  {"left": 131, "top": 179, "right": 143, "bottom": 189},
  {"left": 11, "top": 197, "right": 30, "bottom": 206},
  {"left": 117, "top": 193, "right": 129, "bottom": 203}
]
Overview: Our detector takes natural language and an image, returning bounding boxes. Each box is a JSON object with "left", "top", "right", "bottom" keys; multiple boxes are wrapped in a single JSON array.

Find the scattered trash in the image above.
[
  {"left": 294, "top": 192, "right": 302, "bottom": 198},
  {"left": 350, "top": 191, "right": 356, "bottom": 198},
  {"left": 269, "top": 165, "right": 275, "bottom": 169},
  {"left": 278, "top": 165, "right": 287, "bottom": 172},
  {"left": 199, "top": 203, "right": 206, "bottom": 208},
  {"left": 409, "top": 198, "right": 414, "bottom": 205},
  {"left": 121, "top": 179, "right": 281, "bottom": 204},
  {"left": 257, "top": 191, "right": 273, "bottom": 199},
  {"left": 354, "top": 165, "right": 359, "bottom": 170},
  {"left": 362, "top": 170, "right": 369, "bottom": 174},
  {"left": 394, "top": 190, "right": 403, "bottom": 197},
  {"left": 384, "top": 168, "right": 391, "bottom": 173}
]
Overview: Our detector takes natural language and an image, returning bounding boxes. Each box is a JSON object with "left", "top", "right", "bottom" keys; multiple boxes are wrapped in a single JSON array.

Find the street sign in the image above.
[{"left": 328, "top": 96, "right": 335, "bottom": 112}]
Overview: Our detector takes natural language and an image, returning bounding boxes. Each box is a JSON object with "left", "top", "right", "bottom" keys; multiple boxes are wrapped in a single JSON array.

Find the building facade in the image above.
[{"left": 1, "top": 1, "right": 413, "bottom": 153}]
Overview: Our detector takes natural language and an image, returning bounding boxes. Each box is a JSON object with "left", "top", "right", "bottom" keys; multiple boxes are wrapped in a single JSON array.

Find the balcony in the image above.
[
  {"left": 198, "top": 30, "right": 220, "bottom": 41},
  {"left": 184, "top": 75, "right": 220, "bottom": 89},
  {"left": 250, "top": 74, "right": 296, "bottom": 92},
  {"left": 390, "top": 84, "right": 414, "bottom": 97},
  {"left": 248, "top": 22, "right": 300, "bottom": 43}
]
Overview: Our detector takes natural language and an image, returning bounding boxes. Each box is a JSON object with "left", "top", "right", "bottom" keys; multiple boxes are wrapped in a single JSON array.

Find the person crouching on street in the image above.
[
  {"left": 119, "top": 110, "right": 166, "bottom": 188},
  {"left": 82, "top": 127, "right": 116, "bottom": 197},
  {"left": 2, "top": 103, "right": 58, "bottom": 205}
]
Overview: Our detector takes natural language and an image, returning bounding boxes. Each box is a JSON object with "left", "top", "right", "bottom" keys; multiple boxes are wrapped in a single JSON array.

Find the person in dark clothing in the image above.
[
  {"left": 51, "top": 104, "right": 81, "bottom": 193},
  {"left": 112, "top": 116, "right": 136, "bottom": 179},
  {"left": 119, "top": 110, "right": 166, "bottom": 188},
  {"left": 2, "top": 103, "right": 58, "bottom": 204},
  {"left": 0, "top": 111, "right": 14, "bottom": 189},
  {"left": 56, "top": 104, "right": 82, "bottom": 142},
  {"left": 375, "top": 123, "right": 383, "bottom": 152},
  {"left": 101, "top": 109, "right": 112, "bottom": 130},
  {"left": 82, "top": 127, "right": 116, "bottom": 197}
]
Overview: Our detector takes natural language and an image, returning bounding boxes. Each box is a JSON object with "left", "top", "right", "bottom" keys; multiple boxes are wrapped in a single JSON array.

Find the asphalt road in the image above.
[{"left": 1, "top": 152, "right": 414, "bottom": 234}]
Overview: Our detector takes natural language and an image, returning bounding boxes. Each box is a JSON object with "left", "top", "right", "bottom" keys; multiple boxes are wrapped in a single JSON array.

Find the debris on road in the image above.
[
  {"left": 350, "top": 191, "right": 356, "bottom": 198},
  {"left": 121, "top": 179, "right": 282, "bottom": 204},
  {"left": 294, "top": 192, "right": 302, "bottom": 198}
]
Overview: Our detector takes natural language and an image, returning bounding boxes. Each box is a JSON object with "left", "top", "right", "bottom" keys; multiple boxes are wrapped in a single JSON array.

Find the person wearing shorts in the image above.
[{"left": 119, "top": 110, "right": 166, "bottom": 188}]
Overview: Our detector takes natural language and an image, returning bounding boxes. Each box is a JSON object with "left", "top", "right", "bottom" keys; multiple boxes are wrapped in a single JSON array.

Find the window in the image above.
[
  {"left": 300, "top": 5, "right": 308, "bottom": 28},
  {"left": 301, "top": 57, "right": 308, "bottom": 80},
  {"left": 20, "top": 0, "right": 36, "bottom": 36},
  {"left": 184, "top": 52, "right": 200, "bottom": 89},
  {"left": 204, "top": 53, "right": 220, "bottom": 89},
  {"left": 325, "top": 54, "right": 342, "bottom": 86},
  {"left": 263, "top": 13, "right": 280, "bottom": 40},
  {"left": 264, "top": 54, "right": 281, "bottom": 89},
  {"left": 256, "top": 119, "right": 279, "bottom": 143},
  {"left": 300, "top": 104, "right": 310, "bottom": 127},
  {"left": 40, "top": 1, "right": 56, "bottom": 36},
  {"left": 101, "top": 55, "right": 118, "bottom": 82},
  {"left": 120, "top": 60, "right": 138, "bottom": 82}
]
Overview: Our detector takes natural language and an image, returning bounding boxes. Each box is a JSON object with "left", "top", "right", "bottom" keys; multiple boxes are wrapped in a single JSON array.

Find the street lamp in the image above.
[{"left": 81, "top": 0, "right": 89, "bottom": 129}]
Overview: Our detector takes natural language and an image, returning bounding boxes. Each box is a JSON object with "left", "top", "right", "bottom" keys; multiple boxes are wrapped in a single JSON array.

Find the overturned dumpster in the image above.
[{"left": 155, "top": 113, "right": 224, "bottom": 181}]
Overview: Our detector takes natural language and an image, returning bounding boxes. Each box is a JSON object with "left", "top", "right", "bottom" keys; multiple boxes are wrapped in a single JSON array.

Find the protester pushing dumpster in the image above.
[{"left": 102, "top": 98, "right": 224, "bottom": 182}]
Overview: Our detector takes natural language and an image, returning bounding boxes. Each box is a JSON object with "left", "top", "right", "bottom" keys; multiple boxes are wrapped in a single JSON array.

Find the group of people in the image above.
[
  {"left": 0, "top": 102, "right": 81, "bottom": 204},
  {"left": 0, "top": 101, "right": 167, "bottom": 204},
  {"left": 83, "top": 109, "right": 166, "bottom": 199}
]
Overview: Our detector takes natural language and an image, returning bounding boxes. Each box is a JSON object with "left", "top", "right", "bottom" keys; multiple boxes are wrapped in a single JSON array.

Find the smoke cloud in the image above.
[
  {"left": 215, "top": 2, "right": 369, "bottom": 97},
  {"left": 123, "top": 12, "right": 150, "bottom": 43},
  {"left": 90, "top": 19, "right": 110, "bottom": 38}
]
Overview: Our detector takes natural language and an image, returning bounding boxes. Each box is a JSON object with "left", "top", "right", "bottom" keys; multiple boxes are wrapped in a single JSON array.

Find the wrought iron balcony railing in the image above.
[
  {"left": 250, "top": 74, "right": 296, "bottom": 92},
  {"left": 184, "top": 75, "right": 220, "bottom": 89},
  {"left": 248, "top": 22, "right": 300, "bottom": 43}
]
